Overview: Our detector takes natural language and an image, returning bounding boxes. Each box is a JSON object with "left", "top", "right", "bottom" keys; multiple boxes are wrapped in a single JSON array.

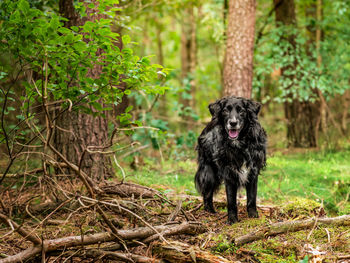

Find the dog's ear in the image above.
[
  {"left": 209, "top": 98, "right": 225, "bottom": 118},
  {"left": 244, "top": 99, "right": 261, "bottom": 116}
]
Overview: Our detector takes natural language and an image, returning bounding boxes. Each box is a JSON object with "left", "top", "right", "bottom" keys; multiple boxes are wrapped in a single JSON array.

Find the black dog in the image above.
[{"left": 195, "top": 96, "right": 267, "bottom": 224}]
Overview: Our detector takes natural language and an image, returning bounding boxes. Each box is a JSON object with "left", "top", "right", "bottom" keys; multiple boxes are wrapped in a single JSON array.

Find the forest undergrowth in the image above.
[{"left": 1, "top": 149, "right": 349, "bottom": 263}]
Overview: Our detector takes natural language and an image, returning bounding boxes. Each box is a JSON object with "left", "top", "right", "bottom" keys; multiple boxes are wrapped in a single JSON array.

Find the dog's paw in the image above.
[
  {"left": 204, "top": 206, "right": 216, "bottom": 214},
  {"left": 247, "top": 209, "right": 259, "bottom": 218},
  {"left": 227, "top": 215, "right": 239, "bottom": 225}
]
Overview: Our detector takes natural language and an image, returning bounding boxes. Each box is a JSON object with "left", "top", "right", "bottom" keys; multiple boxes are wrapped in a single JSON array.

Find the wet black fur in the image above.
[{"left": 195, "top": 96, "right": 267, "bottom": 224}]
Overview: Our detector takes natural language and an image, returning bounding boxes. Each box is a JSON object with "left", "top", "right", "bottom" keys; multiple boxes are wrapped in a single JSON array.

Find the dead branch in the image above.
[
  {"left": 152, "top": 241, "right": 232, "bottom": 263},
  {"left": 142, "top": 221, "right": 204, "bottom": 244},
  {"left": 72, "top": 249, "right": 160, "bottom": 263},
  {"left": 167, "top": 200, "right": 182, "bottom": 222},
  {"left": 101, "top": 182, "right": 159, "bottom": 199},
  {"left": 48, "top": 248, "right": 160, "bottom": 263},
  {"left": 0, "top": 222, "right": 204, "bottom": 263},
  {"left": 233, "top": 215, "right": 350, "bottom": 246},
  {"left": 0, "top": 212, "right": 41, "bottom": 245}
]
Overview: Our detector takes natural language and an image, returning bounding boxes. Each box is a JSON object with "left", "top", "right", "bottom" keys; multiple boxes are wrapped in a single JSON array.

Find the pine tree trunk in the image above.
[
  {"left": 54, "top": 0, "right": 113, "bottom": 181},
  {"left": 223, "top": 0, "right": 256, "bottom": 98},
  {"left": 274, "top": 0, "right": 318, "bottom": 147}
]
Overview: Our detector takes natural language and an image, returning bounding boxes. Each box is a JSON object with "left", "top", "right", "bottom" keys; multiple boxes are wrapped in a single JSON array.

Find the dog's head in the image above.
[{"left": 209, "top": 96, "right": 261, "bottom": 140}]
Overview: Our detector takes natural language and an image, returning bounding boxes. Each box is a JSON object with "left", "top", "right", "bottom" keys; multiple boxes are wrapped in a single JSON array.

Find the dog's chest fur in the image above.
[{"left": 200, "top": 126, "right": 251, "bottom": 185}]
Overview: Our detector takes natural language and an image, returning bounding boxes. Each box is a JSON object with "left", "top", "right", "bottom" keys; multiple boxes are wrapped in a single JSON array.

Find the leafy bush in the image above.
[{"left": 0, "top": 0, "right": 166, "bottom": 153}]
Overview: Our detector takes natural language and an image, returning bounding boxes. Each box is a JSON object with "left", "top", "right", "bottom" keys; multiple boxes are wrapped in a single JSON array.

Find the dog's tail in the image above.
[{"left": 195, "top": 164, "right": 221, "bottom": 196}]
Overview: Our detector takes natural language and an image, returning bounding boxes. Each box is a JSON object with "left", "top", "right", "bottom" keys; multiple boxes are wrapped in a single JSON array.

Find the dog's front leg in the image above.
[
  {"left": 225, "top": 179, "right": 239, "bottom": 224},
  {"left": 246, "top": 171, "right": 259, "bottom": 218}
]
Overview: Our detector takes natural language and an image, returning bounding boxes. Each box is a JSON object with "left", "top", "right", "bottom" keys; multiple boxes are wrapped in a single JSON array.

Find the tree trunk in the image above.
[
  {"left": 306, "top": 0, "right": 327, "bottom": 138},
  {"left": 274, "top": 0, "right": 318, "bottom": 147},
  {"left": 54, "top": 0, "right": 113, "bottom": 181},
  {"left": 316, "top": 0, "right": 327, "bottom": 134},
  {"left": 180, "top": 5, "right": 197, "bottom": 110},
  {"left": 223, "top": 0, "right": 256, "bottom": 98}
]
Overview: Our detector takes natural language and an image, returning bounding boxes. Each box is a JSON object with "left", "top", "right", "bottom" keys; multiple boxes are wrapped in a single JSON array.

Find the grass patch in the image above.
[{"left": 260, "top": 149, "right": 350, "bottom": 215}]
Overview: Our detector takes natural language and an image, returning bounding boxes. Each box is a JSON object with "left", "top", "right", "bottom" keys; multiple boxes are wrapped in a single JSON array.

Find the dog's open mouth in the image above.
[{"left": 228, "top": 129, "right": 239, "bottom": 139}]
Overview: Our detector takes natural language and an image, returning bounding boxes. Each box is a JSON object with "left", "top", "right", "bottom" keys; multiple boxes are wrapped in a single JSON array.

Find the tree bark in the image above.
[
  {"left": 54, "top": 0, "right": 113, "bottom": 181},
  {"left": 274, "top": 0, "right": 319, "bottom": 147},
  {"left": 223, "top": 0, "right": 256, "bottom": 98}
]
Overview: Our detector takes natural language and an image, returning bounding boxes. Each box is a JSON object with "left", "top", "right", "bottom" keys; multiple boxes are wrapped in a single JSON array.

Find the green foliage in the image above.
[
  {"left": 0, "top": 0, "right": 166, "bottom": 151},
  {"left": 254, "top": 1, "right": 350, "bottom": 103}
]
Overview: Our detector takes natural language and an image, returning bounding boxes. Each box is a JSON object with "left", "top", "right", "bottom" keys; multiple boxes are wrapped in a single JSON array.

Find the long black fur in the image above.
[{"left": 195, "top": 96, "right": 267, "bottom": 224}]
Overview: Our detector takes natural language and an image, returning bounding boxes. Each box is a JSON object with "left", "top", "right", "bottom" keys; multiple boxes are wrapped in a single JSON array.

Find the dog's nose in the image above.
[{"left": 229, "top": 120, "right": 238, "bottom": 127}]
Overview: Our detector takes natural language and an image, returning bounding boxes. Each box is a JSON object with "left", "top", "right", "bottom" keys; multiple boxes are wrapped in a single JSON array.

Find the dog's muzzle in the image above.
[{"left": 227, "top": 120, "right": 241, "bottom": 140}]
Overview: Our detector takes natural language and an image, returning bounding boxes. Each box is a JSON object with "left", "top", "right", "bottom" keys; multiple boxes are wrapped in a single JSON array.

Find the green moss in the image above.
[
  {"left": 210, "top": 234, "right": 236, "bottom": 253},
  {"left": 282, "top": 197, "right": 322, "bottom": 218}
]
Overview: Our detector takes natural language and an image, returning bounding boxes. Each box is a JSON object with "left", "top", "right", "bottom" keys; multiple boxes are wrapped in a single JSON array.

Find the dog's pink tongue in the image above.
[{"left": 229, "top": 130, "right": 239, "bottom": 139}]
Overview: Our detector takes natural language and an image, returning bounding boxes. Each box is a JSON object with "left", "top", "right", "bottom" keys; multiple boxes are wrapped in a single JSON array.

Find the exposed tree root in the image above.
[{"left": 233, "top": 215, "right": 350, "bottom": 246}]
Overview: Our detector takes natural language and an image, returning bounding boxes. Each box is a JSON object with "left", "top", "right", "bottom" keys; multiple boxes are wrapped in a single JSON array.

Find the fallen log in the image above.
[
  {"left": 152, "top": 241, "right": 233, "bottom": 263},
  {"left": 233, "top": 214, "right": 350, "bottom": 246},
  {"left": 0, "top": 221, "right": 204, "bottom": 263}
]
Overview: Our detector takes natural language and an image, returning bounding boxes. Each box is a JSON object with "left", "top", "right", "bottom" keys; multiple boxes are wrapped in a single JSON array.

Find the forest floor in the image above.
[
  {"left": 0, "top": 178, "right": 349, "bottom": 263},
  {"left": 1, "top": 150, "right": 350, "bottom": 262}
]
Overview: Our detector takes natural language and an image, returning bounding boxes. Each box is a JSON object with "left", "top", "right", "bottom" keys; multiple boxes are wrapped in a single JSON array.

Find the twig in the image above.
[
  {"left": 119, "top": 144, "right": 149, "bottom": 159},
  {"left": 324, "top": 228, "right": 330, "bottom": 243},
  {"left": 307, "top": 217, "right": 318, "bottom": 240},
  {"left": 167, "top": 200, "right": 182, "bottom": 222},
  {"left": 113, "top": 155, "right": 126, "bottom": 181}
]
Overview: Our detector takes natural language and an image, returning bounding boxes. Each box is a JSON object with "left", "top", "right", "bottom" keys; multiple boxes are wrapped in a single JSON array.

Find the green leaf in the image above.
[
  {"left": 122, "top": 35, "right": 131, "bottom": 45},
  {"left": 125, "top": 105, "right": 133, "bottom": 113},
  {"left": 58, "top": 27, "right": 71, "bottom": 34}
]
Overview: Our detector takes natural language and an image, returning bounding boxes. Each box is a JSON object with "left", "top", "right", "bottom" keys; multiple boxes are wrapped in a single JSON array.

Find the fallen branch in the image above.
[
  {"left": 233, "top": 215, "right": 350, "bottom": 246},
  {"left": 0, "top": 212, "right": 41, "bottom": 245},
  {"left": 0, "top": 222, "right": 204, "bottom": 263},
  {"left": 142, "top": 221, "right": 204, "bottom": 244},
  {"left": 153, "top": 241, "right": 231, "bottom": 263},
  {"left": 84, "top": 249, "right": 159, "bottom": 263},
  {"left": 101, "top": 182, "right": 159, "bottom": 199},
  {"left": 49, "top": 249, "right": 160, "bottom": 263}
]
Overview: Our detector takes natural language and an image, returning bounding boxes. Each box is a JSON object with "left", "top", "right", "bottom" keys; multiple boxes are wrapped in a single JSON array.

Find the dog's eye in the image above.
[
  {"left": 236, "top": 106, "right": 242, "bottom": 113},
  {"left": 226, "top": 105, "right": 232, "bottom": 112}
]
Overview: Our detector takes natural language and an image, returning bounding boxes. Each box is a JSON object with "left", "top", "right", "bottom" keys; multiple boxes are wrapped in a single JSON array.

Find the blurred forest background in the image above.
[{"left": 1, "top": 0, "right": 350, "bottom": 262}]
